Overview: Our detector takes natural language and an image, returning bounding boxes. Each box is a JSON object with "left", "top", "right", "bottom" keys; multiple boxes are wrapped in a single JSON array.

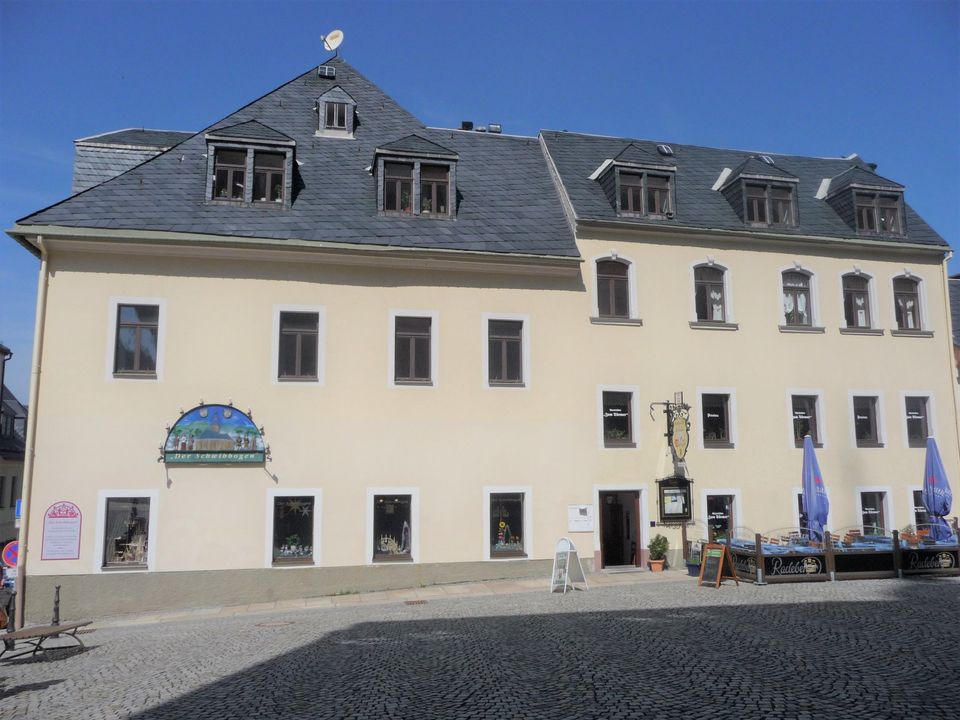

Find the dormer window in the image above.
[
  {"left": 213, "top": 149, "right": 246, "bottom": 201},
  {"left": 325, "top": 102, "right": 347, "bottom": 130},
  {"left": 745, "top": 183, "right": 795, "bottom": 226},
  {"left": 374, "top": 135, "right": 458, "bottom": 218},
  {"left": 856, "top": 193, "right": 901, "bottom": 234},
  {"left": 384, "top": 163, "right": 414, "bottom": 214},
  {"left": 617, "top": 170, "right": 673, "bottom": 217},
  {"left": 253, "top": 152, "right": 285, "bottom": 203}
]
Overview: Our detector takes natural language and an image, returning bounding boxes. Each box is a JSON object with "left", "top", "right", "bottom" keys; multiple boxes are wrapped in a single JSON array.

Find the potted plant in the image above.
[{"left": 648, "top": 534, "right": 669, "bottom": 572}]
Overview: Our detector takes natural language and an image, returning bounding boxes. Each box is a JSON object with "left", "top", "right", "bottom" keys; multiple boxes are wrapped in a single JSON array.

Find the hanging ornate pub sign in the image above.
[
  {"left": 672, "top": 413, "right": 689, "bottom": 461},
  {"left": 162, "top": 403, "right": 267, "bottom": 464}
]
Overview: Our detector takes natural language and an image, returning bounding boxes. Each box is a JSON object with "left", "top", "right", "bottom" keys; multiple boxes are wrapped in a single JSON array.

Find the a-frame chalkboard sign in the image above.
[{"left": 697, "top": 544, "right": 739, "bottom": 588}]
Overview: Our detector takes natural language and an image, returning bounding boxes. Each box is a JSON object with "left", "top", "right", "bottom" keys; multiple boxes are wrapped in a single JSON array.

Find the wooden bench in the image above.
[{"left": 0, "top": 621, "right": 92, "bottom": 661}]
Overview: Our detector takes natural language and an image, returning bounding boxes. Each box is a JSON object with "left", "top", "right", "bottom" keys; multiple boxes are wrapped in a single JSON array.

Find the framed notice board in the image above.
[{"left": 698, "top": 544, "right": 739, "bottom": 588}]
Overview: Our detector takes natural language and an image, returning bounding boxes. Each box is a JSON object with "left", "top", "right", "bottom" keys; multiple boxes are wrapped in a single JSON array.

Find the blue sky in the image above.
[{"left": 1, "top": 0, "right": 958, "bottom": 399}]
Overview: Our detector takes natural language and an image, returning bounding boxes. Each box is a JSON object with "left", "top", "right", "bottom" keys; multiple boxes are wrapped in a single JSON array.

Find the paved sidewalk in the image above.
[{"left": 93, "top": 567, "right": 662, "bottom": 628}]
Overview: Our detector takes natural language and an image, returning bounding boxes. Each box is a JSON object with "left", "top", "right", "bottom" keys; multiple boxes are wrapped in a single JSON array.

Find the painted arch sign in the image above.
[{"left": 164, "top": 404, "right": 265, "bottom": 464}]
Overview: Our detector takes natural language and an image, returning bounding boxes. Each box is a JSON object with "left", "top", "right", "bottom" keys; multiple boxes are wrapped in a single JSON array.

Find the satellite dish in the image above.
[{"left": 323, "top": 29, "right": 344, "bottom": 52}]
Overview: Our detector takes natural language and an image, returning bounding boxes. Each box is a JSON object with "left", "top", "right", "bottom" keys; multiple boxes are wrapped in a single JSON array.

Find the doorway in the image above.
[
  {"left": 706, "top": 494, "right": 735, "bottom": 542},
  {"left": 599, "top": 491, "right": 640, "bottom": 568}
]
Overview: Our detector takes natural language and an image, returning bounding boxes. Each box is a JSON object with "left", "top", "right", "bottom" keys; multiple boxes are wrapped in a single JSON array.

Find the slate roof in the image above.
[
  {"left": 206, "top": 120, "right": 293, "bottom": 143},
  {"left": 19, "top": 57, "right": 576, "bottom": 258},
  {"left": 725, "top": 156, "right": 797, "bottom": 185},
  {"left": 613, "top": 143, "right": 668, "bottom": 167},
  {"left": 540, "top": 131, "right": 947, "bottom": 247},
  {"left": 826, "top": 165, "right": 903, "bottom": 197},
  {"left": 377, "top": 134, "right": 458, "bottom": 158},
  {"left": 76, "top": 129, "right": 194, "bottom": 149}
]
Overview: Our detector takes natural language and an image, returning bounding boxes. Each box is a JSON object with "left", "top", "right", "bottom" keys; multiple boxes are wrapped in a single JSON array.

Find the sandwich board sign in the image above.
[
  {"left": 550, "top": 537, "right": 588, "bottom": 593},
  {"left": 698, "top": 543, "right": 739, "bottom": 588}
]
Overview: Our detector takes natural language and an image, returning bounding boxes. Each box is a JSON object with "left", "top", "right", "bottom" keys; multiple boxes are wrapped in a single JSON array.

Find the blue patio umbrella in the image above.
[
  {"left": 801, "top": 435, "right": 830, "bottom": 540},
  {"left": 922, "top": 437, "right": 954, "bottom": 542}
]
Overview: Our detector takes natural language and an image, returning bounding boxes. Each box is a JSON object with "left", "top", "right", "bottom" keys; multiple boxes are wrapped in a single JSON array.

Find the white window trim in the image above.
[
  {"left": 591, "top": 253, "right": 639, "bottom": 320},
  {"left": 785, "top": 388, "right": 827, "bottom": 449},
  {"left": 93, "top": 489, "right": 159, "bottom": 574},
  {"left": 689, "top": 260, "right": 734, "bottom": 323},
  {"left": 888, "top": 272, "right": 928, "bottom": 331},
  {"left": 264, "top": 488, "right": 323, "bottom": 569},
  {"left": 592, "top": 484, "right": 650, "bottom": 559},
  {"left": 271, "top": 304, "right": 326, "bottom": 386},
  {"left": 105, "top": 296, "right": 167, "bottom": 382},
  {"left": 481, "top": 313, "right": 531, "bottom": 389},
  {"left": 777, "top": 264, "right": 820, "bottom": 327},
  {"left": 483, "top": 486, "right": 533, "bottom": 561},
  {"left": 696, "top": 386, "right": 738, "bottom": 449},
  {"left": 899, "top": 391, "right": 935, "bottom": 448},
  {"left": 855, "top": 485, "right": 895, "bottom": 534},
  {"left": 366, "top": 487, "right": 420, "bottom": 565},
  {"left": 699, "top": 487, "right": 743, "bottom": 533},
  {"left": 387, "top": 309, "right": 439, "bottom": 389},
  {"left": 596, "top": 384, "right": 641, "bottom": 449},
  {"left": 848, "top": 390, "right": 886, "bottom": 448},
  {"left": 838, "top": 269, "right": 878, "bottom": 329},
  {"left": 907, "top": 485, "right": 926, "bottom": 528}
]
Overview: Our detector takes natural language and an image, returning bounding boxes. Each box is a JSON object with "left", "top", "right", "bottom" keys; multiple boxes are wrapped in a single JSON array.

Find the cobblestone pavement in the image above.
[{"left": 1, "top": 575, "right": 958, "bottom": 719}]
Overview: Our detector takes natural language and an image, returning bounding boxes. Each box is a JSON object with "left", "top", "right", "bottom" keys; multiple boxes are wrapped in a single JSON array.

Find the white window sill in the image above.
[
  {"left": 689, "top": 321, "right": 739, "bottom": 331},
  {"left": 779, "top": 325, "right": 825, "bottom": 334},
  {"left": 891, "top": 330, "right": 933, "bottom": 338},
  {"left": 839, "top": 328, "right": 884, "bottom": 336},
  {"left": 590, "top": 317, "right": 644, "bottom": 326}
]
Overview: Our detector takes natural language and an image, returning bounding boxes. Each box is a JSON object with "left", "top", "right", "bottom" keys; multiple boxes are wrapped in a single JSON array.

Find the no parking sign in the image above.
[{"left": 2, "top": 541, "right": 18, "bottom": 568}]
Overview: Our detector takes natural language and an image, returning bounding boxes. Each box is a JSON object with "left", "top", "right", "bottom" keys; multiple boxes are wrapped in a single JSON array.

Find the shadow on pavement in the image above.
[
  {"left": 126, "top": 581, "right": 960, "bottom": 720},
  {"left": 0, "top": 678, "right": 65, "bottom": 698}
]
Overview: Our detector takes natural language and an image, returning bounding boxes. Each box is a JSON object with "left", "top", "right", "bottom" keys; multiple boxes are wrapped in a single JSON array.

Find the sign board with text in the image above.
[{"left": 41, "top": 501, "right": 83, "bottom": 560}]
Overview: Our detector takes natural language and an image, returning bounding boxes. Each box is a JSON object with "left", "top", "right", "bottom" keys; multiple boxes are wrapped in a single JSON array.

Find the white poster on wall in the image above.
[
  {"left": 567, "top": 504, "right": 594, "bottom": 532},
  {"left": 41, "top": 501, "right": 82, "bottom": 560}
]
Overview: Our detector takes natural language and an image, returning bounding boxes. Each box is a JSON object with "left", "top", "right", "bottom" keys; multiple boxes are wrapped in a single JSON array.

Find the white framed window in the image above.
[
  {"left": 792, "top": 485, "right": 833, "bottom": 532},
  {"left": 699, "top": 488, "right": 742, "bottom": 542},
  {"left": 848, "top": 391, "right": 886, "bottom": 448},
  {"left": 597, "top": 385, "right": 640, "bottom": 449},
  {"left": 591, "top": 253, "right": 640, "bottom": 322},
  {"left": 366, "top": 487, "right": 419, "bottom": 565},
  {"left": 839, "top": 270, "right": 878, "bottom": 330},
  {"left": 483, "top": 486, "right": 533, "bottom": 560},
  {"left": 264, "top": 489, "right": 322, "bottom": 568},
  {"left": 900, "top": 392, "right": 934, "bottom": 449},
  {"left": 690, "top": 260, "right": 735, "bottom": 326},
  {"left": 889, "top": 272, "right": 929, "bottom": 333},
  {"left": 785, "top": 389, "right": 826, "bottom": 448},
  {"left": 94, "top": 489, "right": 159, "bottom": 573},
  {"left": 856, "top": 486, "right": 894, "bottom": 535},
  {"left": 907, "top": 486, "right": 930, "bottom": 529},
  {"left": 778, "top": 265, "right": 821, "bottom": 329},
  {"left": 388, "top": 309, "right": 439, "bottom": 388},
  {"left": 105, "top": 297, "right": 167, "bottom": 382},
  {"left": 696, "top": 387, "right": 738, "bottom": 449},
  {"left": 481, "top": 313, "right": 531, "bottom": 389},
  {"left": 271, "top": 304, "right": 326, "bottom": 385}
]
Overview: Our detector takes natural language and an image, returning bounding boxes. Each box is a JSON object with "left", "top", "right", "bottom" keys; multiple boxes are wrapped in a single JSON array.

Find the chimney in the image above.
[{"left": 461, "top": 121, "right": 474, "bottom": 131}]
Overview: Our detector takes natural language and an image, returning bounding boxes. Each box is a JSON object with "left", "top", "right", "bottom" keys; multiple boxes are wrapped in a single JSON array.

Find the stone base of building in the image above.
[{"left": 22, "top": 559, "right": 564, "bottom": 621}]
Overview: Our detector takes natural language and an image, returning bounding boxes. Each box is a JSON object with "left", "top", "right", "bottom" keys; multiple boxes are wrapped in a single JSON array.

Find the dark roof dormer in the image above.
[
  {"left": 316, "top": 86, "right": 357, "bottom": 138},
  {"left": 204, "top": 120, "right": 296, "bottom": 209},
  {"left": 590, "top": 143, "right": 677, "bottom": 219},
  {"left": 718, "top": 155, "right": 799, "bottom": 227},
  {"left": 373, "top": 135, "right": 459, "bottom": 217},
  {"left": 824, "top": 165, "right": 905, "bottom": 236}
]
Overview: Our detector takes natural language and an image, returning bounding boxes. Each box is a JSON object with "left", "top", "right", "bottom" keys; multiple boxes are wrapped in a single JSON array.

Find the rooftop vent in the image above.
[
  {"left": 317, "top": 65, "right": 336, "bottom": 79},
  {"left": 656, "top": 144, "right": 674, "bottom": 156},
  {"left": 461, "top": 121, "right": 474, "bottom": 131},
  {"left": 488, "top": 123, "right": 502, "bottom": 134},
  {"left": 760, "top": 155, "right": 775, "bottom": 165}
]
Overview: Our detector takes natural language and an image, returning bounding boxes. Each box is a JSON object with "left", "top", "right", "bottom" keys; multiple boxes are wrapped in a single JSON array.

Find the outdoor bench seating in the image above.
[{"left": 0, "top": 621, "right": 92, "bottom": 661}]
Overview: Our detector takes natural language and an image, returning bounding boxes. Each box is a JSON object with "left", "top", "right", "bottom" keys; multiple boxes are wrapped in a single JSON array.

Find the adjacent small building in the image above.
[
  {"left": 6, "top": 55, "right": 958, "bottom": 620},
  {"left": 0, "top": 345, "right": 26, "bottom": 546}
]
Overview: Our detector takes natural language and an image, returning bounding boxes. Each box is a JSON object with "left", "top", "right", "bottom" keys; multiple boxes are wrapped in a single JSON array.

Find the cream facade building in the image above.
[{"left": 8, "top": 57, "right": 957, "bottom": 619}]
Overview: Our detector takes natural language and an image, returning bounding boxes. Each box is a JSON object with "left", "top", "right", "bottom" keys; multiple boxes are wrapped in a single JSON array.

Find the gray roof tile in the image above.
[
  {"left": 207, "top": 120, "right": 293, "bottom": 143},
  {"left": 77, "top": 129, "right": 193, "bottom": 149}
]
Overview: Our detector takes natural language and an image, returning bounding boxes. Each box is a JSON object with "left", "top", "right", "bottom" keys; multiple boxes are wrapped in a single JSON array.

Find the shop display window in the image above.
[
  {"left": 102, "top": 497, "right": 150, "bottom": 569},
  {"left": 373, "top": 495, "right": 412, "bottom": 562},
  {"left": 272, "top": 496, "right": 314, "bottom": 565},
  {"left": 602, "top": 391, "right": 634, "bottom": 447},
  {"left": 490, "top": 493, "right": 525, "bottom": 558}
]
